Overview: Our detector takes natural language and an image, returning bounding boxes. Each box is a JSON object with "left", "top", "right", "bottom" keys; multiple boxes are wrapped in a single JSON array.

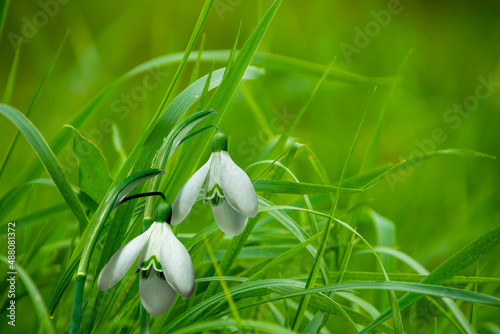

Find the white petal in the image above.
[
  {"left": 159, "top": 223, "right": 195, "bottom": 298},
  {"left": 139, "top": 273, "right": 177, "bottom": 316},
  {"left": 219, "top": 151, "right": 258, "bottom": 217},
  {"left": 204, "top": 152, "right": 222, "bottom": 200},
  {"left": 171, "top": 157, "right": 211, "bottom": 225},
  {"left": 98, "top": 226, "right": 154, "bottom": 290},
  {"left": 137, "top": 223, "right": 163, "bottom": 271},
  {"left": 212, "top": 199, "right": 248, "bottom": 236}
]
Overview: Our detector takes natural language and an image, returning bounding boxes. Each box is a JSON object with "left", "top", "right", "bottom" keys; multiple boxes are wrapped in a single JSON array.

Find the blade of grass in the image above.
[
  {"left": 1, "top": 40, "right": 21, "bottom": 104},
  {"left": 110, "top": 0, "right": 215, "bottom": 187},
  {"left": 162, "top": 278, "right": 499, "bottom": 333},
  {"left": 0, "top": 104, "right": 88, "bottom": 231},
  {"left": 170, "top": 0, "right": 284, "bottom": 300},
  {"left": 0, "top": 0, "right": 9, "bottom": 39},
  {"left": 291, "top": 87, "right": 385, "bottom": 331},
  {"left": 225, "top": 21, "right": 242, "bottom": 75},
  {"left": 3, "top": 48, "right": 386, "bottom": 217},
  {"left": 361, "top": 49, "right": 412, "bottom": 171},
  {"left": 273, "top": 57, "right": 335, "bottom": 156},
  {"left": 203, "top": 238, "right": 243, "bottom": 332},
  {"left": 133, "top": 50, "right": 393, "bottom": 85},
  {"left": 303, "top": 230, "right": 358, "bottom": 333},
  {"left": 0, "top": 256, "right": 55, "bottom": 333},
  {"left": 69, "top": 169, "right": 163, "bottom": 334},
  {"left": 0, "top": 31, "right": 69, "bottom": 181},
  {"left": 359, "top": 222, "right": 500, "bottom": 333},
  {"left": 240, "top": 83, "right": 270, "bottom": 130},
  {"left": 189, "top": 33, "right": 206, "bottom": 84}
]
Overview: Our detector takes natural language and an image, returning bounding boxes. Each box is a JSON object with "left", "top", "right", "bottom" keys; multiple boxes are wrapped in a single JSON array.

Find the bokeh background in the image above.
[{"left": 1, "top": 0, "right": 499, "bottom": 332}]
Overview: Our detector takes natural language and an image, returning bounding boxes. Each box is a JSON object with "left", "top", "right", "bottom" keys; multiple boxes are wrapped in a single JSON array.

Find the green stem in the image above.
[
  {"left": 139, "top": 304, "right": 150, "bottom": 334},
  {"left": 70, "top": 275, "right": 86, "bottom": 334}
]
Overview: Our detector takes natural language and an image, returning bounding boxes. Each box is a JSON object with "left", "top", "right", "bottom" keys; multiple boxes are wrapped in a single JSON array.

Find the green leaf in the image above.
[
  {"left": 254, "top": 179, "right": 361, "bottom": 195},
  {"left": 132, "top": 50, "right": 392, "bottom": 85},
  {"left": 0, "top": 31, "right": 69, "bottom": 181},
  {"left": 0, "top": 0, "right": 8, "bottom": 39},
  {"left": 344, "top": 148, "right": 496, "bottom": 191},
  {"left": 170, "top": 319, "right": 297, "bottom": 334},
  {"left": 0, "top": 104, "right": 89, "bottom": 231},
  {"left": 1, "top": 39, "right": 20, "bottom": 104},
  {"left": 162, "top": 278, "right": 500, "bottom": 333},
  {"left": 68, "top": 125, "right": 113, "bottom": 203}
]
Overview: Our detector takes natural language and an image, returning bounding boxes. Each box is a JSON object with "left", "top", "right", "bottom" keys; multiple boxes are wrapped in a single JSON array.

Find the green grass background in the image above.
[{"left": 0, "top": 0, "right": 499, "bottom": 333}]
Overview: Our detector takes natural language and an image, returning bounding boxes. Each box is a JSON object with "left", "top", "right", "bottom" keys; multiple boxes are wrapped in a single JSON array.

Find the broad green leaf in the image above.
[{"left": 68, "top": 126, "right": 113, "bottom": 203}]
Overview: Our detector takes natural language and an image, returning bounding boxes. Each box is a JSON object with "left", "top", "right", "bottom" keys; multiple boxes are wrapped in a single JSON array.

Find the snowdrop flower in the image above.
[
  {"left": 98, "top": 202, "right": 194, "bottom": 316},
  {"left": 172, "top": 132, "right": 258, "bottom": 236}
]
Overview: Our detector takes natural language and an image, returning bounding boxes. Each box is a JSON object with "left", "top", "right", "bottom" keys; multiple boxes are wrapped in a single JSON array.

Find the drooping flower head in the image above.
[
  {"left": 98, "top": 202, "right": 195, "bottom": 316},
  {"left": 172, "top": 132, "right": 258, "bottom": 236}
]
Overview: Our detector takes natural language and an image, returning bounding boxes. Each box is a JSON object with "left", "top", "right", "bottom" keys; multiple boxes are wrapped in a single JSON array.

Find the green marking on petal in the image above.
[
  {"left": 140, "top": 255, "right": 163, "bottom": 272},
  {"left": 205, "top": 184, "right": 224, "bottom": 200},
  {"left": 140, "top": 268, "right": 152, "bottom": 280}
]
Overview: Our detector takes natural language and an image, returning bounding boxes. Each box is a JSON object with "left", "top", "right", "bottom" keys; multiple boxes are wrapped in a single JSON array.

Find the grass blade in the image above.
[
  {"left": 291, "top": 87, "right": 378, "bottom": 331},
  {"left": 0, "top": 104, "right": 89, "bottom": 231},
  {"left": 360, "top": 222, "right": 500, "bottom": 333},
  {"left": 0, "top": 256, "right": 55, "bottom": 333},
  {"left": 0, "top": 31, "right": 69, "bottom": 181}
]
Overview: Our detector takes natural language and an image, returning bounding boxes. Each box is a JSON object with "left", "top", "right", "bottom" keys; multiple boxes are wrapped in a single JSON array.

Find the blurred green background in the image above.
[{"left": 1, "top": 0, "right": 499, "bottom": 332}]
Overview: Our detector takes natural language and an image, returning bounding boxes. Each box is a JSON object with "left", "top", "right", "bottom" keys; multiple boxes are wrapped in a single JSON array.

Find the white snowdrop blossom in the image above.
[
  {"left": 98, "top": 202, "right": 194, "bottom": 316},
  {"left": 171, "top": 132, "right": 258, "bottom": 236}
]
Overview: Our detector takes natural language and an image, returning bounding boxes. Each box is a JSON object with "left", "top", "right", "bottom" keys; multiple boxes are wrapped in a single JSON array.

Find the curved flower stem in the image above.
[
  {"left": 143, "top": 109, "right": 216, "bottom": 225},
  {"left": 119, "top": 192, "right": 166, "bottom": 205}
]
